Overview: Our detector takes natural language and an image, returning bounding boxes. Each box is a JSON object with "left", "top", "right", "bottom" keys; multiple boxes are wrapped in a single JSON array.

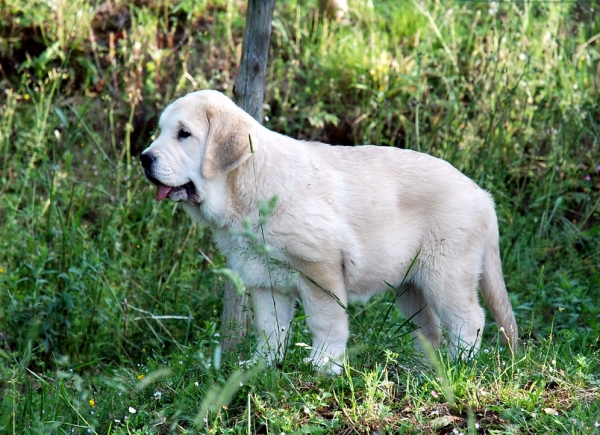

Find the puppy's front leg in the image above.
[
  {"left": 299, "top": 277, "right": 349, "bottom": 375},
  {"left": 250, "top": 287, "right": 295, "bottom": 365}
]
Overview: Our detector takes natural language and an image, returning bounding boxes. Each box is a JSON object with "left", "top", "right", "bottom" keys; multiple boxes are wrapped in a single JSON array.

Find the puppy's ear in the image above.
[{"left": 201, "top": 108, "right": 256, "bottom": 180}]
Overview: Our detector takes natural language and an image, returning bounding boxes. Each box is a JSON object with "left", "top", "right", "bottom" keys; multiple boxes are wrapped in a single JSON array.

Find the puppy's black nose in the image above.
[{"left": 140, "top": 152, "right": 156, "bottom": 170}]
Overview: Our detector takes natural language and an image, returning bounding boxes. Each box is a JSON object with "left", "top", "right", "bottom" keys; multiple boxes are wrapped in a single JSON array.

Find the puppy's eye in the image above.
[{"left": 178, "top": 129, "right": 191, "bottom": 139}]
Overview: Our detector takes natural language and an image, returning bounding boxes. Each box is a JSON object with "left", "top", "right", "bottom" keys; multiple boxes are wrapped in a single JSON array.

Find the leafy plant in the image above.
[{"left": 0, "top": 0, "right": 599, "bottom": 433}]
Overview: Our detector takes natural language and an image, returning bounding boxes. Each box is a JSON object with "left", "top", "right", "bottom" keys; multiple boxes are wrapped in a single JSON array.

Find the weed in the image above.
[{"left": 0, "top": 0, "right": 599, "bottom": 433}]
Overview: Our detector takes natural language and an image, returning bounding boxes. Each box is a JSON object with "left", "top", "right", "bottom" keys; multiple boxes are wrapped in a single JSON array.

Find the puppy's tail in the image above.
[{"left": 479, "top": 225, "right": 518, "bottom": 352}]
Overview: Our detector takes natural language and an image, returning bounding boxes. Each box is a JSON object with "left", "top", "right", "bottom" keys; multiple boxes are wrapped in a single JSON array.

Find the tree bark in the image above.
[
  {"left": 219, "top": 274, "right": 251, "bottom": 351},
  {"left": 233, "top": 0, "right": 276, "bottom": 121},
  {"left": 220, "top": 0, "right": 276, "bottom": 352}
]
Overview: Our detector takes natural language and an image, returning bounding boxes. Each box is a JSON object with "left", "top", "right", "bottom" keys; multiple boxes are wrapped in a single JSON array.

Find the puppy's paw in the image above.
[
  {"left": 249, "top": 346, "right": 281, "bottom": 368},
  {"left": 240, "top": 348, "right": 284, "bottom": 370},
  {"left": 238, "top": 356, "right": 260, "bottom": 369},
  {"left": 304, "top": 355, "right": 343, "bottom": 375}
]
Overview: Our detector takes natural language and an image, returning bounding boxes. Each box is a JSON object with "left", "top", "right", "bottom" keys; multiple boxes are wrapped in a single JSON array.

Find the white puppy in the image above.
[{"left": 140, "top": 90, "right": 518, "bottom": 373}]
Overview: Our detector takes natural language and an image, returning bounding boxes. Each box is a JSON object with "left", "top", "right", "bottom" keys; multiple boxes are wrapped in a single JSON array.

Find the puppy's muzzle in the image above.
[
  {"left": 139, "top": 151, "right": 156, "bottom": 171},
  {"left": 140, "top": 151, "right": 157, "bottom": 178},
  {"left": 139, "top": 151, "right": 200, "bottom": 203},
  {"left": 140, "top": 151, "right": 162, "bottom": 185}
]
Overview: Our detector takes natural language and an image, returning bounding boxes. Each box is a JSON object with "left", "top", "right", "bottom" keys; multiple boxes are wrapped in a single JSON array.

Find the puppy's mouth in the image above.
[
  {"left": 145, "top": 174, "right": 198, "bottom": 202},
  {"left": 156, "top": 181, "right": 197, "bottom": 202}
]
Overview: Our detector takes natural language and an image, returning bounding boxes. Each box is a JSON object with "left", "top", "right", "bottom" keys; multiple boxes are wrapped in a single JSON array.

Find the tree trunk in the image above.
[
  {"left": 220, "top": 0, "right": 276, "bottom": 352},
  {"left": 233, "top": 0, "right": 276, "bottom": 121},
  {"left": 219, "top": 275, "right": 251, "bottom": 351}
]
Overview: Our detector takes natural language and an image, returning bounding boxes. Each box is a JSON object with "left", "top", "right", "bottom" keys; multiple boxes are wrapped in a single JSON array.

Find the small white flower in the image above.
[
  {"left": 594, "top": 421, "right": 599, "bottom": 427},
  {"left": 322, "top": 356, "right": 330, "bottom": 364},
  {"left": 154, "top": 391, "right": 162, "bottom": 399},
  {"left": 129, "top": 406, "right": 137, "bottom": 414},
  {"left": 475, "top": 423, "right": 480, "bottom": 429},
  {"left": 179, "top": 361, "right": 183, "bottom": 365},
  {"left": 484, "top": 349, "right": 490, "bottom": 354},
  {"left": 518, "top": 53, "right": 526, "bottom": 61},
  {"left": 194, "top": 381, "right": 199, "bottom": 387}
]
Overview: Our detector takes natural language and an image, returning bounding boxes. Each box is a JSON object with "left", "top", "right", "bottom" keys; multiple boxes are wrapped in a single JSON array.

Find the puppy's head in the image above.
[{"left": 140, "top": 90, "right": 257, "bottom": 204}]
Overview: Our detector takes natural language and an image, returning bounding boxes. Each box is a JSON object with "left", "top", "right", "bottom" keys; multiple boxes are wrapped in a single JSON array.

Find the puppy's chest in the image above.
[{"left": 213, "top": 231, "right": 298, "bottom": 290}]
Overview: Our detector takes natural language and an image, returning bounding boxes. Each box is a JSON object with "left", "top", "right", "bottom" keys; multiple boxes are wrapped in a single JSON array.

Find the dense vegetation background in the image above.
[{"left": 0, "top": 0, "right": 599, "bottom": 433}]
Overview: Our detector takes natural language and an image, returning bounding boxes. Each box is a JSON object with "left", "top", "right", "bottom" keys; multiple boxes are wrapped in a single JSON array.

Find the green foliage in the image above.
[{"left": 0, "top": 0, "right": 599, "bottom": 433}]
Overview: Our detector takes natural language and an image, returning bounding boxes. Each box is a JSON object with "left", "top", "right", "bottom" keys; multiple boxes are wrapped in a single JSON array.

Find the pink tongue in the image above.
[{"left": 155, "top": 185, "right": 172, "bottom": 201}]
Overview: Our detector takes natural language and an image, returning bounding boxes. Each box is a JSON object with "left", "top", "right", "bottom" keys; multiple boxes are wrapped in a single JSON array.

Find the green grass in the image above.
[{"left": 1, "top": 0, "right": 599, "bottom": 433}]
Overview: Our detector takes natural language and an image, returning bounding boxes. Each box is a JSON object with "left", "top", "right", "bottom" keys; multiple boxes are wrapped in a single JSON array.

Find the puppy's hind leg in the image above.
[
  {"left": 251, "top": 287, "right": 296, "bottom": 365},
  {"left": 298, "top": 272, "right": 349, "bottom": 375},
  {"left": 432, "top": 271, "right": 485, "bottom": 360},
  {"left": 396, "top": 282, "right": 442, "bottom": 352}
]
